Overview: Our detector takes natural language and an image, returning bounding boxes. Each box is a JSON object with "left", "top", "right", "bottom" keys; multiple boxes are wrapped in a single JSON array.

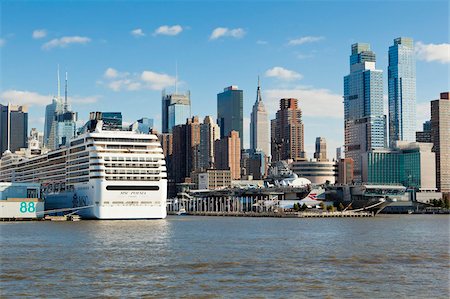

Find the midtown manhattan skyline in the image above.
[{"left": 1, "top": 0, "right": 449, "bottom": 158}]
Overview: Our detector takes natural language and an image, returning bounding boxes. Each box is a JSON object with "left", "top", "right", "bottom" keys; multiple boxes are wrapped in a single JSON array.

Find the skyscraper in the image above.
[
  {"left": 45, "top": 70, "right": 77, "bottom": 149},
  {"left": 199, "top": 116, "right": 220, "bottom": 170},
  {"left": 171, "top": 116, "right": 201, "bottom": 183},
  {"left": 0, "top": 104, "right": 28, "bottom": 156},
  {"left": 271, "top": 98, "right": 305, "bottom": 162},
  {"left": 388, "top": 37, "right": 416, "bottom": 146},
  {"left": 217, "top": 86, "right": 243, "bottom": 147},
  {"left": 314, "top": 137, "right": 328, "bottom": 161},
  {"left": 44, "top": 97, "right": 63, "bottom": 146},
  {"left": 161, "top": 90, "right": 191, "bottom": 133},
  {"left": 214, "top": 130, "right": 241, "bottom": 180},
  {"left": 431, "top": 92, "right": 450, "bottom": 193},
  {"left": 344, "top": 43, "right": 386, "bottom": 181},
  {"left": 250, "top": 77, "right": 269, "bottom": 158}
]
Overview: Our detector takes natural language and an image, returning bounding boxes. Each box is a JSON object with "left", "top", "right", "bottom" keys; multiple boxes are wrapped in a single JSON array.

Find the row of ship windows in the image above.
[
  {"left": 103, "top": 157, "right": 160, "bottom": 162},
  {"left": 104, "top": 170, "right": 160, "bottom": 175},
  {"left": 105, "top": 177, "right": 162, "bottom": 181},
  {"left": 102, "top": 163, "right": 160, "bottom": 168}
]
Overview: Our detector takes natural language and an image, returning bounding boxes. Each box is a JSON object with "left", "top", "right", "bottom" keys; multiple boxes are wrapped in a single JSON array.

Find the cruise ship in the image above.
[{"left": 0, "top": 119, "right": 167, "bottom": 219}]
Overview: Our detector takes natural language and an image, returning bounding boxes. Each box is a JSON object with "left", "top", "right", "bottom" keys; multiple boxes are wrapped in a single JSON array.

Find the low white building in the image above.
[{"left": 290, "top": 160, "right": 336, "bottom": 185}]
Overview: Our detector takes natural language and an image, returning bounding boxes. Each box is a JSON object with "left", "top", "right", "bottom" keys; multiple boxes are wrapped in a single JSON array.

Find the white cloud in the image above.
[
  {"left": 209, "top": 27, "right": 245, "bottom": 40},
  {"left": 42, "top": 36, "right": 91, "bottom": 50},
  {"left": 265, "top": 66, "right": 303, "bottom": 81},
  {"left": 264, "top": 87, "right": 343, "bottom": 118},
  {"left": 256, "top": 40, "right": 268, "bottom": 45},
  {"left": 101, "top": 68, "right": 176, "bottom": 91},
  {"left": 0, "top": 90, "right": 100, "bottom": 106},
  {"left": 154, "top": 25, "right": 183, "bottom": 36},
  {"left": 0, "top": 38, "right": 5, "bottom": 47},
  {"left": 416, "top": 41, "right": 450, "bottom": 64},
  {"left": 130, "top": 28, "right": 145, "bottom": 38},
  {"left": 141, "top": 71, "right": 176, "bottom": 90},
  {"left": 32, "top": 29, "right": 47, "bottom": 39},
  {"left": 288, "top": 36, "right": 324, "bottom": 46},
  {"left": 104, "top": 67, "right": 120, "bottom": 79}
]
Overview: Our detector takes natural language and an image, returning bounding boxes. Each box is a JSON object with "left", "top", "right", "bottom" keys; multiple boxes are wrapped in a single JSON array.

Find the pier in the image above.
[
  {"left": 167, "top": 190, "right": 374, "bottom": 218},
  {"left": 168, "top": 210, "right": 373, "bottom": 218}
]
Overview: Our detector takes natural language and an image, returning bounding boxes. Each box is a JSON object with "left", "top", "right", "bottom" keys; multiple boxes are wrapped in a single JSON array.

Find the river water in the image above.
[{"left": 1, "top": 215, "right": 449, "bottom": 298}]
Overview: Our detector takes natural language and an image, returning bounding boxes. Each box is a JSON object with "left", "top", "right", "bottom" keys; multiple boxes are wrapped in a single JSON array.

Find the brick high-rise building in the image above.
[
  {"left": 431, "top": 92, "right": 450, "bottom": 193},
  {"left": 214, "top": 130, "right": 241, "bottom": 180},
  {"left": 171, "top": 116, "right": 201, "bottom": 183},
  {"left": 271, "top": 98, "right": 305, "bottom": 162},
  {"left": 337, "top": 158, "right": 354, "bottom": 185}
]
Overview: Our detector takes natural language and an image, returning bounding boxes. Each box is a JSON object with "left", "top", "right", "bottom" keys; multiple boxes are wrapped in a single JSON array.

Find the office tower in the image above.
[
  {"left": 416, "top": 120, "right": 432, "bottom": 143},
  {"left": 45, "top": 71, "right": 77, "bottom": 149},
  {"left": 431, "top": 92, "right": 450, "bottom": 193},
  {"left": 344, "top": 43, "right": 386, "bottom": 181},
  {"left": 0, "top": 104, "right": 28, "bottom": 156},
  {"left": 199, "top": 116, "right": 220, "bottom": 170},
  {"left": 171, "top": 116, "right": 201, "bottom": 182},
  {"left": 271, "top": 98, "right": 305, "bottom": 162},
  {"left": 314, "top": 137, "right": 328, "bottom": 161},
  {"left": 362, "top": 142, "right": 436, "bottom": 191},
  {"left": 241, "top": 149, "right": 266, "bottom": 180},
  {"left": 250, "top": 77, "right": 269, "bottom": 157},
  {"left": 217, "top": 86, "right": 243, "bottom": 147},
  {"left": 130, "top": 117, "right": 154, "bottom": 133},
  {"left": 162, "top": 90, "right": 191, "bottom": 133},
  {"left": 214, "top": 131, "right": 241, "bottom": 180},
  {"left": 337, "top": 158, "right": 354, "bottom": 185},
  {"left": 44, "top": 67, "right": 63, "bottom": 146},
  {"left": 44, "top": 97, "right": 63, "bottom": 146},
  {"left": 388, "top": 37, "right": 416, "bottom": 146}
]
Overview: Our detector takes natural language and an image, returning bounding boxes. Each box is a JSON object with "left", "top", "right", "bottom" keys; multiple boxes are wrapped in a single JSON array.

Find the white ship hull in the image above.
[{"left": 45, "top": 179, "right": 167, "bottom": 219}]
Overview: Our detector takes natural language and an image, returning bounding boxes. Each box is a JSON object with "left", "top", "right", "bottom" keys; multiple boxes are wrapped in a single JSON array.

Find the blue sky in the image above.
[{"left": 1, "top": 0, "right": 449, "bottom": 158}]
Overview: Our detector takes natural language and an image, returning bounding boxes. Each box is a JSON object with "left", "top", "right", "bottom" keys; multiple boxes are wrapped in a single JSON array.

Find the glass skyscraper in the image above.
[
  {"left": 217, "top": 86, "right": 243, "bottom": 147},
  {"left": 388, "top": 37, "right": 416, "bottom": 146},
  {"left": 0, "top": 104, "right": 28, "bottom": 156},
  {"left": 344, "top": 43, "right": 386, "bottom": 181},
  {"left": 44, "top": 97, "right": 63, "bottom": 146},
  {"left": 162, "top": 91, "right": 191, "bottom": 133}
]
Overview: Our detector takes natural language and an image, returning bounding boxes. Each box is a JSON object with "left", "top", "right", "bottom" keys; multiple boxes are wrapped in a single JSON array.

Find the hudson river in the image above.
[{"left": 1, "top": 215, "right": 449, "bottom": 298}]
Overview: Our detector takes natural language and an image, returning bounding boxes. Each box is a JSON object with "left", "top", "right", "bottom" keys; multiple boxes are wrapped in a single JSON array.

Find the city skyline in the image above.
[{"left": 1, "top": 1, "right": 449, "bottom": 159}]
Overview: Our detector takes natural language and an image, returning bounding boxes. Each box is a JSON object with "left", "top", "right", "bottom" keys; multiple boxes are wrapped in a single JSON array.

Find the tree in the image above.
[
  {"left": 301, "top": 203, "right": 308, "bottom": 211},
  {"left": 319, "top": 202, "right": 325, "bottom": 210}
]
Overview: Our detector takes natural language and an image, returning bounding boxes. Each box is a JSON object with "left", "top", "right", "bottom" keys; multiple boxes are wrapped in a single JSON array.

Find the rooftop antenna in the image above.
[
  {"left": 256, "top": 75, "right": 262, "bottom": 103},
  {"left": 175, "top": 61, "right": 178, "bottom": 94},
  {"left": 64, "top": 71, "right": 68, "bottom": 111},
  {"left": 57, "top": 64, "right": 61, "bottom": 99}
]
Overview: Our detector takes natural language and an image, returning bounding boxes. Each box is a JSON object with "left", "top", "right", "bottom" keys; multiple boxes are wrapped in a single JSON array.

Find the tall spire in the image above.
[
  {"left": 57, "top": 64, "right": 61, "bottom": 99},
  {"left": 64, "top": 71, "right": 68, "bottom": 111},
  {"left": 256, "top": 75, "right": 262, "bottom": 103}
]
